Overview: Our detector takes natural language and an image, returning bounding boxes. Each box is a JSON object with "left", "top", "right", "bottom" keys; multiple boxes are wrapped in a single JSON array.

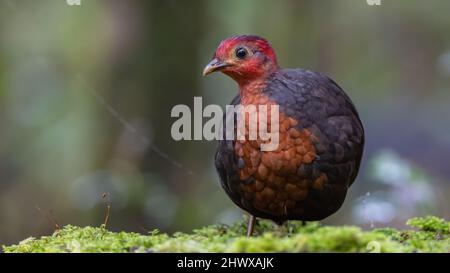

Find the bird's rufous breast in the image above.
[{"left": 235, "top": 92, "right": 328, "bottom": 217}]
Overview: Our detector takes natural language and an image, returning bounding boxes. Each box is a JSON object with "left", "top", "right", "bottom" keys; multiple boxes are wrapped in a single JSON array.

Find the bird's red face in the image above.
[{"left": 203, "top": 35, "right": 279, "bottom": 85}]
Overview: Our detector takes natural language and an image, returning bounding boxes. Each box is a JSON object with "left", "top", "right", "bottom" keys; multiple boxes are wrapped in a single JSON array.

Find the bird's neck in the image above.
[{"left": 238, "top": 73, "right": 276, "bottom": 105}]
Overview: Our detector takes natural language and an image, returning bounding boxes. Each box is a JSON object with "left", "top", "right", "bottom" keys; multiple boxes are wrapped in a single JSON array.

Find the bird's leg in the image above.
[{"left": 246, "top": 215, "right": 256, "bottom": 237}]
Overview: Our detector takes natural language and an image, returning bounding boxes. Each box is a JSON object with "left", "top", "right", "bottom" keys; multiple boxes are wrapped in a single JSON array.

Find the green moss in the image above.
[
  {"left": 406, "top": 216, "right": 450, "bottom": 234},
  {"left": 3, "top": 216, "right": 449, "bottom": 253}
]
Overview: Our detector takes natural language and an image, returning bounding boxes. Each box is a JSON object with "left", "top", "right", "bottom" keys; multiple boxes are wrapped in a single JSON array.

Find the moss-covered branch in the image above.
[{"left": 3, "top": 216, "right": 449, "bottom": 253}]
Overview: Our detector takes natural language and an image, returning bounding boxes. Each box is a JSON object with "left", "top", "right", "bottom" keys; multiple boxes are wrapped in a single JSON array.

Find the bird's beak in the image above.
[{"left": 203, "top": 58, "right": 230, "bottom": 76}]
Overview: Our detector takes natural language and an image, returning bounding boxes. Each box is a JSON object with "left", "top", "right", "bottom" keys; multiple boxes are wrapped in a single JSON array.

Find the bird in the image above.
[{"left": 203, "top": 35, "right": 364, "bottom": 236}]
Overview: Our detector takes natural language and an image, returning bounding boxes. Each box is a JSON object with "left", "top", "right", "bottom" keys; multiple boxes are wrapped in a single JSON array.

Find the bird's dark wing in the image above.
[{"left": 214, "top": 95, "right": 246, "bottom": 210}]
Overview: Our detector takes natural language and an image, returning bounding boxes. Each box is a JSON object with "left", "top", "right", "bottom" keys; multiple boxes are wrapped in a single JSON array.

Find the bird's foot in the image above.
[
  {"left": 275, "top": 221, "right": 306, "bottom": 235},
  {"left": 275, "top": 221, "right": 289, "bottom": 236}
]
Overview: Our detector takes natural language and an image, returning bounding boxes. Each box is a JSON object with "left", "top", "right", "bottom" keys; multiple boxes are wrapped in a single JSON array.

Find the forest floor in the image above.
[{"left": 2, "top": 216, "right": 449, "bottom": 253}]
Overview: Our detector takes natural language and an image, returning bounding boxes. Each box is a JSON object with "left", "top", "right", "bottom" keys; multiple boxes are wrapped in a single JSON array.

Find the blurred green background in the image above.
[{"left": 0, "top": 0, "right": 449, "bottom": 245}]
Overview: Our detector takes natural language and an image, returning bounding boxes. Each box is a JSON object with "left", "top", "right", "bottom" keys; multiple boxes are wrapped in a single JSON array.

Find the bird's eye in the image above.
[{"left": 235, "top": 47, "right": 248, "bottom": 59}]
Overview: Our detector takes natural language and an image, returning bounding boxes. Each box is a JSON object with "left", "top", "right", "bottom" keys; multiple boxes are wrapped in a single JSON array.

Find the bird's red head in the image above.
[{"left": 203, "top": 35, "right": 279, "bottom": 86}]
